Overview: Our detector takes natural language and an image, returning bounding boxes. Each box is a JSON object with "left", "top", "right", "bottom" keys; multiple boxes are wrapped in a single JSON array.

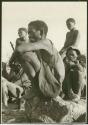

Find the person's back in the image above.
[{"left": 64, "top": 28, "right": 79, "bottom": 48}]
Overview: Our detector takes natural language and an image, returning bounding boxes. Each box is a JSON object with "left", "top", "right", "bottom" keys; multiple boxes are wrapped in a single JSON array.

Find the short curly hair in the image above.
[
  {"left": 66, "top": 18, "right": 76, "bottom": 24},
  {"left": 28, "top": 20, "right": 48, "bottom": 36}
]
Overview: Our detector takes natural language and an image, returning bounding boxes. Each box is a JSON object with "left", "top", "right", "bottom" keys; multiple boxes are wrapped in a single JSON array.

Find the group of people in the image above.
[{"left": 2, "top": 18, "right": 86, "bottom": 110}]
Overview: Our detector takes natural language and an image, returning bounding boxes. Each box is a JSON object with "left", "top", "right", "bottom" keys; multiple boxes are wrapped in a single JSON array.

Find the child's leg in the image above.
[
  {"left": 65, "top": 71, "right": 78, "bottom": 99},
  {"left": 72, "top": 70, "right": 85, "bottom": 97}
]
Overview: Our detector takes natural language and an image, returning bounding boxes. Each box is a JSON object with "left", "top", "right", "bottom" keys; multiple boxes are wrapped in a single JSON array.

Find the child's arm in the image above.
[{"left": 16, "top": 39, "right": 53, "bottom": 55}]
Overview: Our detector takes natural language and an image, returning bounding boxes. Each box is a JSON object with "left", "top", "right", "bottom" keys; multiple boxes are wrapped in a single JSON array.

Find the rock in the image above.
[
  {"left": 25, "top": 97, "right": 86, "bottom": 123},
  {"left": 60, "top": 99, "right": 86, "bottom": 123}
]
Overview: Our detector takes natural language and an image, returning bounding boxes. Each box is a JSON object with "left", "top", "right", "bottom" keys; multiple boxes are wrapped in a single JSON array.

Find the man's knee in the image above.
[
  {"left": 30, "top": 70, "right": 36, "bottom": 78},
  {"left": 32, "top": 61, "right": 40, "bottom": 73}
]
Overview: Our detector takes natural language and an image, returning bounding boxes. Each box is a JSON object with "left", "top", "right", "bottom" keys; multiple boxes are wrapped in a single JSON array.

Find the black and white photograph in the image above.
[{"left": 1, "top": 1, "right": 87, "bottom": 123}]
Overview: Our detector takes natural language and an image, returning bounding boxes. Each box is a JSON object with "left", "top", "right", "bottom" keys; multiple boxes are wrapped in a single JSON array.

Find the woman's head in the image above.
[{"left": 66, "top": 47, "right": 80, "bottom": 62}]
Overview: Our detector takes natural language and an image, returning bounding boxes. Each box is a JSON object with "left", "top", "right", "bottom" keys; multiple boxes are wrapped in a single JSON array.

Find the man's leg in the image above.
[
  {"left": 22, "top": 52, "right": 40, "bottom": 73},
  {"left": 65, "top": 71, "right": 78, "bottom": 100},
  {"left": 72, "top": 70, "right": 86, "bottom": 98}
]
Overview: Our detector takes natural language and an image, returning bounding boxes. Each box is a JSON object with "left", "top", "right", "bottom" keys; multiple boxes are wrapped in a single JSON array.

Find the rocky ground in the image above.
[
  {"left": 2, "top": 103, "right": 27, "bottom": 123},
  {"left": 2, "top": 98, "right": 87, "bottom": 124}
]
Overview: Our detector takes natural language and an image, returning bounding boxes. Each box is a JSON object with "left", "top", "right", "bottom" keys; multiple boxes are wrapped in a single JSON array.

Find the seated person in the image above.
[
  {"left": 15, "top": 20, "right": 65, "bottom": 99},
  {"left": 13, "top": 20, "right": 68, "bottom": 112},
  {"left": 63, "top": 47, "right": 86, "bottom": 101}
]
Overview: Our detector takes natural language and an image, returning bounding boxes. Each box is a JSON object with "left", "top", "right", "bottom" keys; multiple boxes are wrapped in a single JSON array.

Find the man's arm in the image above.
[{"left": 16, "top": 39, "right": 53, "bottom": 55}]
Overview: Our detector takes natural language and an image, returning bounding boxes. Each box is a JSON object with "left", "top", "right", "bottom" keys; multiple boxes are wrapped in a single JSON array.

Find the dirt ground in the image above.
[
  {"left": 2, "top": 98, "right": 86, "bottom": 123},
  {"left": 2, "top": 103, "right": 27, "bottom": 123}
]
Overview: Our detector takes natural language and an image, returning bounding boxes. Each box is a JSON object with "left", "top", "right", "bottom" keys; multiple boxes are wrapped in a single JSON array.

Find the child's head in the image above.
[
  {"left": 18, "top": 27, "right": 28, "bottom": 38},
  {"left": 66, "top": 47, "right": 80, "bottom": 62},
  {"left": 28, "top": 20, "right": 48, "bottom": 42},
  {"left": 66, "top": 18, "right": 76, "bottom": 30},
  {"left": 77, "top": 54, "right": 86, "bottom": 68}
]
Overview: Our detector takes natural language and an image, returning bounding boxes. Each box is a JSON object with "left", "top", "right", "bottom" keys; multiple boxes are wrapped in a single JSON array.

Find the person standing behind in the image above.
[{"left": 59, "top": 18, "right": 80, "bottom": 59}]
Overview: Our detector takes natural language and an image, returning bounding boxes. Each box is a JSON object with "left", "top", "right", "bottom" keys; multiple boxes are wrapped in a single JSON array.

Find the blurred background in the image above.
[{"left": 2, "top": 2, "right": 87, "bottom": 62}]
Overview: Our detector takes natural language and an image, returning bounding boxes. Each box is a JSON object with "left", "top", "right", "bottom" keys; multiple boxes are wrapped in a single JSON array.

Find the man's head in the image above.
[
  {"left": 18, "top": 28, "right": 28, "bottom": 38},
  {"left": 66, "top": 47, "right": 80, "bottom": 62},
  {"left": 66, "top": 18, "right": 76, "bottom": 30},
  {"left": 28, "top": 20, "right": 48, "bottom": 42}
]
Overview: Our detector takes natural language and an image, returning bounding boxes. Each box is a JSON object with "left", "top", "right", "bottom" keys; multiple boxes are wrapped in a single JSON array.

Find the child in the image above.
[
  {"left": 9, "top": 27, "right": 40, "bottom": 80},
  {"left": 16, "top": 27, "right": 28, "bottom": 46},
  {"left": 63, "top": 47, "right": 86, "bottom": 101},
  {"left": 59, "top": 18, "right": 80, "bottom": 59}
]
